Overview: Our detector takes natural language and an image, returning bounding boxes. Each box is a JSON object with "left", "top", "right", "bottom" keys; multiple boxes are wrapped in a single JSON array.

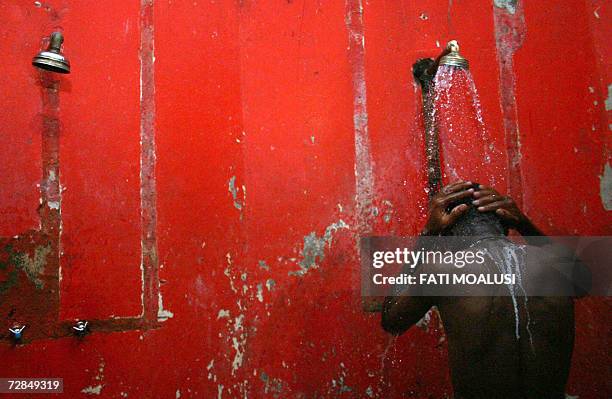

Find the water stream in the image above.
[{"left": 429, "top": 65, "right": 503, "bottom": 185}]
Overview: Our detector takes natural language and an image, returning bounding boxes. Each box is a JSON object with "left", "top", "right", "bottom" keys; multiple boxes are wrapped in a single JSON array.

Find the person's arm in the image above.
[{"left": 381, "top": 294, "right": 433, "bottom": 335}]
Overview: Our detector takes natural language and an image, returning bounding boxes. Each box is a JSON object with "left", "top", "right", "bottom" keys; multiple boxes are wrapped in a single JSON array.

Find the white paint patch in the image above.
[
  {"left": 329, "top": 362, "right": 353, "bottom": 394},
  {"left": 494, "top": 0, "right": 517, "bottom": 14},
  {"left": 157, "top": 294, "right": 174, "bottom": 321},
  {"left": 81, "top": 385, "right": 103, "bottom": 395},
  {"left": 48, "top": 201, "right": 60, "bottom": 210},
  {"left": 289, "top": 220, "right": 349, "bottom": 276},
  {"left": 227, "top": 176, "right": 245, "bottom": 217},
  {"left": 224, "top": 253, "right": 239, "bottom": 294},
  {"left": 382, "top": 200, "right": 394, "bottom": 224},
  {"left": 217, "top": 309, "right": 230, "bottom": 319},
  {"left": 231, "top": 336, "right": 245, "bottom": 375},
  {"left": 230, "top": 314, "right": 246, "bottom": 376},
  {"left": 175, "top": 389, "right": 181, "bottom": 398},
  {"left": 234, "top": 314, "right": 245, "bottom": 331},
  {"left": 207, "top": 359, "right": 217, "bottom": 382}
]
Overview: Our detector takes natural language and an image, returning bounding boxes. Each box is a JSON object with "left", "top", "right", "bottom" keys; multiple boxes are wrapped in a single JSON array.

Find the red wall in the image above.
[{"left": 0, "top": 0, "right": 610, "bottom": 397}]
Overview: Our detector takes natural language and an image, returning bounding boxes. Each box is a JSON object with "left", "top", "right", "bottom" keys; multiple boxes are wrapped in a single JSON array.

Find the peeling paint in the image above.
[
  {"left": 329, "top": 362, "right": 353, "bottom": 394},
  {"left": 230, "top": 314, "right": 246, "bottom": 376},
  {"left": 224, "top": 253, "right": 239, "bottom": 294},
  {"left": 265, "top": 278, "right": 275, "bottom": 291},
  {"left": 157, "top": 294, "right": 174, "bottom": 321},
  {"left": 231, "top": 336, "right": 245, "bottom": 375},
  {"left": 605, "top": 84, "right": 612, "bottom": 111},
  {"left": 217, "top": 309, "right": 230, "bottom": 319},
  {"left": 260, "top": 371, "right": 285, "bottom": 396},
  {"left": 289, "top": 220, "right": 349, "bottom": 276},
  {"left": 82, "top": 359, "right": 105, "bottom": 395},
  {"left": 228, "top": 176, "right": 245, "bottom": 215},
  {"left": 81, "top": 385, "right": 103, "bottom": 395},
  {"left": 207, "top": 359, "right": 217, "bottom": 382},
  {"left": 600, "top": 163, "right": 612, "bottom": 210},
  {"left": 11, "top": 245, "right": 51, "bottom": 289},
  {"left": 382, "top": 200, "right": 394, "bottom": 224},
  {"left": 257, "top": 260, "right": 270, "bottom": 271},
  {"left": 228, "top": 176, "right": 240, "bottom": 209},
  {"left": 494, "top": 0, "right": 517, "bottom": 14}
]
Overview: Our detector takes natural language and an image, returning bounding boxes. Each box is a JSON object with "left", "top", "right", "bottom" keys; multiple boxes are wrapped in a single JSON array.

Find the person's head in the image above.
[{"left": 443, "top": 183, "right": 507, "bottom": 237}]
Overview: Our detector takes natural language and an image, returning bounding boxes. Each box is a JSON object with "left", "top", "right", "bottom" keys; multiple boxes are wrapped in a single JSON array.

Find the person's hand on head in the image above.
[
  {"left": 472, "top": 185, "right": 525, "bottom": 228},
  {"left": 423, "top": 181, "right": 474, "bottom": 235}
]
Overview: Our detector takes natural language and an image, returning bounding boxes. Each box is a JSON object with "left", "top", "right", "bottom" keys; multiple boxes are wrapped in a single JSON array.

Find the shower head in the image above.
[
  {"left": 32, "top": 32, "right": 70, "bottom": 74},
  {"left": 439, "top": 40, "right": 468, "bottom": 70}
]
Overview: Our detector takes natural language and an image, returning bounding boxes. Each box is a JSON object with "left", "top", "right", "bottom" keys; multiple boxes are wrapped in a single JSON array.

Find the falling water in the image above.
[
  {"left": 381, "top": 335, "right": 398, "bottom": 370},
  {"left": 429, "top": 65, "right": 504, "bottom": 185},
  {"left": 480, "top": 239, "right": 533, "bottom": 345}
]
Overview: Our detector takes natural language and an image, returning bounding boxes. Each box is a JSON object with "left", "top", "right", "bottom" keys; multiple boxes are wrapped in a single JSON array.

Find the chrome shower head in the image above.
[
  {"left": 32, "top": 32, "right": 70, "bottom": 74},
  {"left": 439, "top": 40, "right": 469, "bottom": 70}
]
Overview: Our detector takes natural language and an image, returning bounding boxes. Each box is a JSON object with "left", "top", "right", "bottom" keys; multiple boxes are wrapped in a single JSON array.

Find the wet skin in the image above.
[{"left": 382, "top": 182, "right": 577, "bottom": 399}]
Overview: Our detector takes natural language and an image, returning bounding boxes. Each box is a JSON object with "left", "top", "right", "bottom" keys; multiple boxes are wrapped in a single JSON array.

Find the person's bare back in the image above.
[{"left": 432, "top": 242, "right": 575, "bottom": 399}]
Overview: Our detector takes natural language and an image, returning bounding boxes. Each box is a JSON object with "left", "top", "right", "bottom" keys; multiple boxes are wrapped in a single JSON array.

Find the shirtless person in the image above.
[{"left": 382, "top": 181, "right": 587, "bottom": 399}]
